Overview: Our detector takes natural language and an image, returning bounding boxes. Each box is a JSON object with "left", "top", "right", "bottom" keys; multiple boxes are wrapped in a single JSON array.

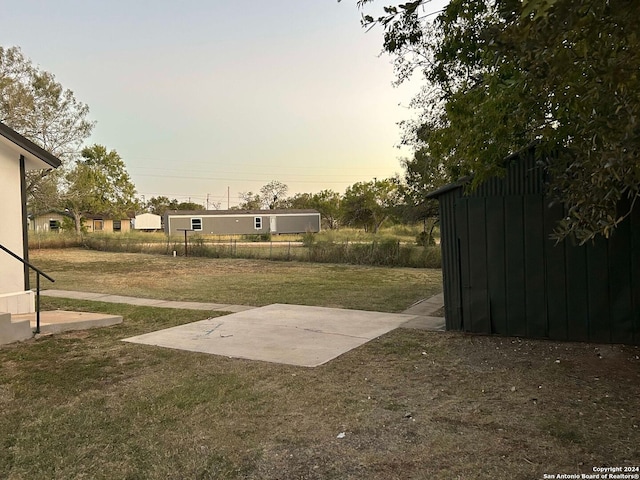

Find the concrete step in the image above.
[
  {"left": 0, "top": 311, "right": 33, "bottom": 345},
  {"left": 13, "top": 310, "right": 123, "bottom": 335}
]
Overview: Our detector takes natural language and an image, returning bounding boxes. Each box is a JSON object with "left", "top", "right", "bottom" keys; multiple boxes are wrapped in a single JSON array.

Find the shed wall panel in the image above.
[
  {"left": 586, "top": 238, "right": 611, "bottom": 342},
  {"left": 631, "top": 206, "right": 640, "bottom": 344},
  {"left": 608, "top": 218, "right": 634, "bottom": 344},
  {"left": 523, "top": 196, "right": 547, "bottom": 338},
  {"left": 455, "top": 199, "right": 472, "bottom": 331},
  {"left": 467, "top": 198, "right": 490, "bottom": 333},
  {"left": 565, "top": 242, "right": 590, "bottom": 342},
  {"left": 543, "top": 203, "right": 568, "bottom": 341},
  {"left": 486, "top": 197, "right": 507, "bottom": 335},
  {"left": 431, "top": 154, "right": 639, "bottom": 345},
  {"left": 439, "top": 191, "right": 462, "bottom": 330},
  {"left": 504, "top": 197, "right": 527, "bottom": 337}
]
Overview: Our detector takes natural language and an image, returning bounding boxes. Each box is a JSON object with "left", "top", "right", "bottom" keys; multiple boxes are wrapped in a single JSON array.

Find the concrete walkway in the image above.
[
  {"left": 39, "top": 289, "right": 446, "bottom": 367},
  {"left": 41, "top": 290, "right": 255, "bottom": 313},
  {"left": 40, "top": 289, "right": 445, "bottom": 330}
]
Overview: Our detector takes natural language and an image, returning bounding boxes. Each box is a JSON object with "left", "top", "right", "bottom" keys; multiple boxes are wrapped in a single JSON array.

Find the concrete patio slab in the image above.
[
  {"left": 123, "top": 304, "right": 425, "bottom": 367},
  {"left": 13, "top": 310, "right": 123, "bottom": 335}
]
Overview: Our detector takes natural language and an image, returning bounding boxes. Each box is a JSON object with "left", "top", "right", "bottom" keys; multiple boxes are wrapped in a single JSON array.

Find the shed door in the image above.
[{"left": 270, "top": 216, "right": 277, "bottom": 233}]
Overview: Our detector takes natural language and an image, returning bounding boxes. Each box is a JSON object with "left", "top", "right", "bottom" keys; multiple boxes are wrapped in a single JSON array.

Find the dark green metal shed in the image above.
[{"left": 427, "top": 152, "right": 640, "bottom": 345}]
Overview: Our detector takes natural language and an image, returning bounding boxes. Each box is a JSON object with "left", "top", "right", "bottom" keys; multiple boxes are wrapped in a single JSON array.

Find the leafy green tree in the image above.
[
  {"left": 175, "top": 201, "right": 204, "bottom": 210},
  {"left": 145, "top": 196, "right": 173, "bottom": 216},
  {"left": 400, "top": 149, "right": 452, "bottom": 240},
  {"left": 288, "top": 193, "right": 313, "bottom": 210},
  {"left": 341, "top": 178, "right": 402, "bottom": 233},
  {"left": 0, "top": 45, "right": 95, "bottom": 206},
  {"left": 145, "top": 196, "right": 204, "bottom": 215},
  {"left": 260, "top": 180, "right": 289, "bottom": 209},
  {"left": 62, "top": 145, "right": 137, "bottom": 234},
  {"left": 289, "top": 190, "right": 342, "bottom": 229},
  {"left": 310, "top": 190, "right": 342, "bottom": 230},
  {"left": 354, "top": 0, "right": 640, "bottom": 242},
  {"left": 239, "top": 181, "right": 290, "bottom": 210},
  {"left": 237, "top": 192, "right": 262, "bottom": 210}
]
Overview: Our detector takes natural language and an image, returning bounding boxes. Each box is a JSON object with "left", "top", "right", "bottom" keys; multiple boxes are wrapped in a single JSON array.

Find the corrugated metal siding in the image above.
[
  {"left": 433, "top": 153, "right": 639, "bottom": 345},
  {"left": 469, "top": 154, "right": 544, "bottom": 197},
  {"left": 437, "top": 187, "right": 463, "bottom": 331}
]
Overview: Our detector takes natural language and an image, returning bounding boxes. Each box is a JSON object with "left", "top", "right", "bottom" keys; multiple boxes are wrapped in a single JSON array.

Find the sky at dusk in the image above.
[{"left": 2, "top": 0, "right": 446, "bottom": 208}]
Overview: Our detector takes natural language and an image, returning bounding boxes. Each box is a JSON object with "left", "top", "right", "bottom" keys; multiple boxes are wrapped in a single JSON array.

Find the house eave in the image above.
[{"left": 0, "top": 122, "right": 62, "bottom": 169}]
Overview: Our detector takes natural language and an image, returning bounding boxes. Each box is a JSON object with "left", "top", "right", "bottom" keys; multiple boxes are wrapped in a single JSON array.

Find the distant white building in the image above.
[{"left": 134, "top": 213, "right": 162, "bottom": 231}]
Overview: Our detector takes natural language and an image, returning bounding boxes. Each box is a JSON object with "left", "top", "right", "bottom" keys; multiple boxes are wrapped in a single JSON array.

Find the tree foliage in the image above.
[
  {"left": 401, "top": 149, "right": 453, "bottom": 226},
  {"left": 239, "top": 181, "right": 290, "bottom": 210},
  {"left": 144, "top": 196, "right": 204, "bottom": 216},
  {"left": 260, "top": 180, "right": 289, "bottom": 209},
  {"left": 289, "top": 189, "right": 342, "bottom": 229},
  {"left": 237, "top": 192, "right": 263, "bottom": 210},
  {"left": 62, "top": 145, "right": 137, "bottom": 234},
  {"left": 341, "top": 178, "right": 402, "bottom": 233},
  {"left": 355, "top": 0, "right": 640, "bottom": 242},
  {"left": 0, "top": 45, "right": 95, "bottom": 205}
]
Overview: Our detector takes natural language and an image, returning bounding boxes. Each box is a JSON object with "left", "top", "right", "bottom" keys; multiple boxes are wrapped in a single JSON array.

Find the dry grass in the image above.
[
  {"left": 28, "top": 249, "right": 442, "bottom": 312},
  {"left": 1, "top": 299, "right": 638, "bottom": 479},
  {"left": 3, "top": 248, "right": 638, "bottom": 478}
]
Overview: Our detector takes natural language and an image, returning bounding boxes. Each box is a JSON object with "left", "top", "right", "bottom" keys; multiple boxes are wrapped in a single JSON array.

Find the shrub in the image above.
[
  {"left": 301, "top": 231, "right": 316, "bottom": 247},
  {"left": 416, "top": 231, "right": 435, "bottom": 246},
  {"left": 29, "top": 230, "right": 442, "bottom": 269}
]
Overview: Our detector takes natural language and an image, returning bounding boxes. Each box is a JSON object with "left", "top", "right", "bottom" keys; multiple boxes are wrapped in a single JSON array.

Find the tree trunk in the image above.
[{"left": 73, "top": 212, "right": 83, "bottom": 235}]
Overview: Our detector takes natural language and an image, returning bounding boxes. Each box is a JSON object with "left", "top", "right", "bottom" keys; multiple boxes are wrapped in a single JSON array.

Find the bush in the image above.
[
  {"left": 301, "top": 231, "right": 316, "bottom": 247},
  {"left": 416, "top": 231, "right": 435, "bottom": 246},
  {"left": 29, "top": 230, "right": 442, "bottom": 269}
]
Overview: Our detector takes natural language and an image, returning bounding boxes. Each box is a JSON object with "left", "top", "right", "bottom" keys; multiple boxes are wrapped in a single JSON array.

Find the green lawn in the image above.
[
  {"left": 1, "top": 248, "right": 637, "bottom": 479},
  {"left": 29, "top": 249, "right": 442, "bottom": 312}
]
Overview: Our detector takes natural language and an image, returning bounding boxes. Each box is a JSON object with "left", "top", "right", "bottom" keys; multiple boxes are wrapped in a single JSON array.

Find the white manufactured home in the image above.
[{"left": 164, "top": 209, "right": 321, "bottom": 236}]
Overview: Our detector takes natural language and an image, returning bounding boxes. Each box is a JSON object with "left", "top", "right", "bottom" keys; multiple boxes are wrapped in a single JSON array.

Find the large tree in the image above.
[
  {"left": 400, "top": 148, "right": 452, "bottom": 235},
  {"left": 289, "top": 189, "right": 342, "bottom": 229},
  {"left": 145, "top": 196, "right": 205, "bottom": 216},
  {"left": 341, "top": 178, "right": 402, "bottom": 233},
  {"left": 239, "top": 181, "right": 290, "bottom": 210},
  {"left": 354, "top": 0, "right": 640, "bottom": 242},
  {"left": 0, "top": 46, "right": 95, "bottom": 207},
  {"left": 259, "top": 180, "right": 289, "bottom": 209},
  {"left": 62, "top": 145, "right": 137, "bottom": 234}
]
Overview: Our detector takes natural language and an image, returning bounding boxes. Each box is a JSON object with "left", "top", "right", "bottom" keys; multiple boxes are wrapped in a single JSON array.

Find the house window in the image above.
[
  {"left": 49, "top": 220, "right": 59, "bottom": 231},
  {"left": 94, "top": 220, "right": 103, "bottom": 231},
  {"left": 191, "top": 218, "right": 202, "bottom": 231},
  {"left": 113, "top": 220, "right": 122, "bottom": 232},
  {"left": 254, "top": 217, "right": 262, "bottom": 230}
]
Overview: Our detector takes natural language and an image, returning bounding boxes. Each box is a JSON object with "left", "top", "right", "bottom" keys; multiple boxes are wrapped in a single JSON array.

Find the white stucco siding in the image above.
[{"left": 0, "top": 142, "right": 27, "bottom": 294}]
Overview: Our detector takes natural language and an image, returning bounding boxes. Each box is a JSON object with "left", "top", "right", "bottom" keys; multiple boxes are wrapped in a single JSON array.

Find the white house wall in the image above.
[{"left": 0, "top": 141, "right": 27, "bottom": 295}]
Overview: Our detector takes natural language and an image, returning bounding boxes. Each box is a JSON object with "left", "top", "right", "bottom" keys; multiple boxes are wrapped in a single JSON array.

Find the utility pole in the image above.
[
  {"left": 206, "top": 193, "right": 210, "bottom": 210},
  {"left": 227, "top": 186, "right": 230, "bottom": 210}
]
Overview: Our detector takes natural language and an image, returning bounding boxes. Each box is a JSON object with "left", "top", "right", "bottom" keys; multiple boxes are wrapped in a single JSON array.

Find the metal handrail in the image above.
[{"left": 0, "top": 243, "right": 54, "bottom": 334}]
